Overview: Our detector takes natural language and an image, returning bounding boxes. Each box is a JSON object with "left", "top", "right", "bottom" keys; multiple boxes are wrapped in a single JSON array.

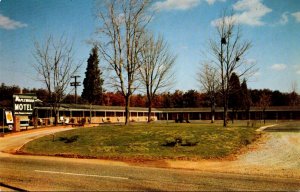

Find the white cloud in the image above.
[
  {"left": 270, "top": 12, "right": 289, "bottom": 26},
  {"left": 292, "top": 11, "right": 300, "bottom": 23},
  {"left": 293, "top": 64, "right": 300, "bottom": 74},
  {"left": 153, "top": 0, "right": 201, "bottom": 11},
  {"left": 205, "top": 0, "right": 226, "bottom": 5},
  {"left": 233, "top": 0, "right": 272, "bottom": 26},
  {"left": 271, "top": 64, "right": 287, "bottom": 71},
  {"left": 153, "top": 0, "right": 225, "bottom": 11},
  {"left": 278, "top": 12, "right": 289, "bottom": 25},
  {"left": 0, "top": 14, "right": 28, "bottom": 30},
  {"left": 211, "top": 0, "right": 272, "bottom": 26}
]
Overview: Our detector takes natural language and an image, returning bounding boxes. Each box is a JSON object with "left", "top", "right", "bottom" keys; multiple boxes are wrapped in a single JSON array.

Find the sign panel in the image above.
[
  {"left": 13, "top": 94, "right": 37, "bottom": 116},
  {"left": 5, "top": 111, "right": 14, "bottom": 124}
]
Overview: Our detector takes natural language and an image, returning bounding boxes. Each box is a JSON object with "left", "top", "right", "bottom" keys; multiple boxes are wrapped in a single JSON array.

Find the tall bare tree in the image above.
[
  {"left": 259, "top": 92, "right": 271, "bottom": 125},
  {"left": 197, "top": 63, "right": 219, "bottom": 123},
  {"left": 33, "top": 35, "right": 81, "bottom": 125},
  {"left": 139, "top": 34, "right": 176, "bottom": 122},
  {"left": 289, "top": 81, "right": 299, "bottom": 107},
  {"left": 209, "top": 11, "right": 255, "bottom": 127},
  {"left": 95, "top": 0, "right": 152, "bottom": 125}
]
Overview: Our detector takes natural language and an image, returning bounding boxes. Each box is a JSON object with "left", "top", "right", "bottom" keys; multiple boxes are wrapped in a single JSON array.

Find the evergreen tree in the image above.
[
  {"left": 240, "top": 79, "right": 251, "bottom": 120},
  {"left": 82, "top": 45, "right": 104, "bottom": 104},
  {"left": 228, "top": 73, "right": 241, "bottom": 123}
]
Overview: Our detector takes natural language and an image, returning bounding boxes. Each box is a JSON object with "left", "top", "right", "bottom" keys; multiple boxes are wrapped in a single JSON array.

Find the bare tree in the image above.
[
  {"left": 95, "top": 0, "right": 152, "bottom": 125},
  {"left": 139, "top": 34, "right": 176, "bottom": 122},
  {"left": 197, "top": 63, "right": 219, "bottom": 123},
  {"left": 259, "top": 93, "right": 271, "bottom": 125},
  {"left": 209, "top": 11, "right": 255, "bottom": 127},
  {"left": 33, "top": 35, "right": 81, "bottom": 125},
  {"left": 289, "top": 81, "right": 299, "bottom": 107}
]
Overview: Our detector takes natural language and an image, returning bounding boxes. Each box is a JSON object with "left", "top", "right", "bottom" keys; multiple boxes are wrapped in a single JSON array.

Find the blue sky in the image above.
[{"left": 0, "top": 0, "right": 300, "bottom": 94}]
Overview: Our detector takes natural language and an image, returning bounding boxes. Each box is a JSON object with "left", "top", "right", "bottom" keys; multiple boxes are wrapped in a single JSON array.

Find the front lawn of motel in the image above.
[{"left": 19, "top": 122, "right": 261, "bottom": 160}]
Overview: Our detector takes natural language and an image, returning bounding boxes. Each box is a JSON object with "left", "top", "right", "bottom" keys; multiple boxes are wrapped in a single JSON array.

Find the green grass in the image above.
[{"left": 20, "top": 122, "right": 261, "bottom": 160}]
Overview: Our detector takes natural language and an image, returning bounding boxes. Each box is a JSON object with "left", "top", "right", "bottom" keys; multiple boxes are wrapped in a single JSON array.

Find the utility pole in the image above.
[{"left": 70, "top": 75, "right": 81, "bottom": 104}]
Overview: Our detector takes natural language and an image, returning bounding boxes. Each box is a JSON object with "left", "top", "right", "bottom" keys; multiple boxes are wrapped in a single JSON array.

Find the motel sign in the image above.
[{"left": 13, "top": 94, "right": 37, "bottom": 116}]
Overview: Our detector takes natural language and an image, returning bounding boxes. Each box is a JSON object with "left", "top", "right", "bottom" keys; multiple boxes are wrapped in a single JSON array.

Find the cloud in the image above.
[
  {"left": 211, "top": 0, "right": 272, "bottom": 26},
  {"left": 205, "top": 0, "right": 226, "bottom": 5},
  {"left": 233, "top": 0, "right": 272, "bottom": 26},
  {"left": 269, "top": 12, "right": 290, "bottom": 26},
  {"left": 0, "top": 14, "right": 28, "bottom": 30},
  {"left": 153, "top": 0, "right": 201, "bottom": 11},
  {"left": 293, "top": 64, "right": 300, "bottom": 74},
  {"left": 153, "top": 0, "right": 225, "bottom": 11},
  {"left": 278, "top": 12, "right": 289, "bottom": 25},
  {"left": 292, "top": 12, "right": 300, "bottom": 23},
  {"left": 271, "top": 64, "right": 287, "bottom": 71}
]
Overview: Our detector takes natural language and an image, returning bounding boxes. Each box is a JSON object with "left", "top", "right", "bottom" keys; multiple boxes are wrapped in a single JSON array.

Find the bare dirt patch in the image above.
[{"left": 165, "top": 132, "right": 300, "bottom": 179}]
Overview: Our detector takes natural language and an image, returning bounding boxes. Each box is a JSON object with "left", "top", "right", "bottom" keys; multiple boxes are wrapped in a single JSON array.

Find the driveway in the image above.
[
  {"left": 0, "top": 124, "right": 299, "bottom": 191},
  {"left": 166, "top": 123, "right": 300, "bottom": 178}
]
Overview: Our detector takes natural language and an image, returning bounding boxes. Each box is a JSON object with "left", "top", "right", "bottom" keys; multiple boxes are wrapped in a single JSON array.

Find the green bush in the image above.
[
  {"left": 59, "top": 135, "right": 79, "bottom": 143},
  {"left": 163, "top": 135, "right": 198, "bottom": 147},
  {"left": 163, "top": 137, "right": 177, "bottom": 147},
  {"left": 182, "top": 137, "right": 199, "bottom": 146}
]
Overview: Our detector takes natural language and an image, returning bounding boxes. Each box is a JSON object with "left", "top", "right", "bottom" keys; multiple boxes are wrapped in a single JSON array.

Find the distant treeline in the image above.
[{"left": 0, "top": 83, "right": 299, "bottom": 109}]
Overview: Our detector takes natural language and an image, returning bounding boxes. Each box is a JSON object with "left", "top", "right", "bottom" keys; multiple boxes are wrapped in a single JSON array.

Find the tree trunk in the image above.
[
  {"left": 223, "top": 108, "right": 227, "bottom": 127},
  {"left": 52, "top": 104, "right": 58, "bottom": 126},
  {"left": 211, "top": 102, "right": 215, "bottom": 123},
  {"left": 232, "top": 108, "right": 234, "bottom": 124},
  {"left": 124, "top": 95, "right": 131, "bottom": 125},
  {"left": 263, "top": 109, "right": 266, "bottom": 125},
  {"left": 54, "top": 110, "right": 58, "bottom": 126},
  {"left": 147, "top": 99, "right": 152, "bottom": 123},
  {"left": 223, "top": 98, "right": 228, "bottom": 127},
  {"left": 248, "top": 110, "right": 251, "bottom": 121}
]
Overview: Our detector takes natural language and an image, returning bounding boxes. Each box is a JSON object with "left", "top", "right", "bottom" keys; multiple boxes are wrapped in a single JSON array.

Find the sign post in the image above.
[{"left": 13, "top": 94, "right": 37, "bottom": 132}]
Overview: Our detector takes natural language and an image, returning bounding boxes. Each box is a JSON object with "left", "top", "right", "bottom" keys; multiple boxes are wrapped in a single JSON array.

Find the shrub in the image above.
[
  {"left": 163, "top": 137, "right": 177, "bottom": 147},
  {"left": 69, "top": 118, "right": 75, "bottom": 124},
  {"left": 163, "top": 135, "right": 198, "bottom": 147},
  {"left": 174, "top": 135, "right": 183, "bottom": 144},
  {"left": 80, "top": 118, "right": 86, "bottom": 125},
  {"left": 182, "top": 137, "right": 199, "bottom": 146},
  {"left": 58, "top": 135, "right": 79, "bottom": 143}
]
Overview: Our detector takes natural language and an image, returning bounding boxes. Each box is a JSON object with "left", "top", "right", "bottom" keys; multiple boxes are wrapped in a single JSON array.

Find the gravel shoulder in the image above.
[{"left": 166, "top": 131, "right": 300, "bottom": 179}]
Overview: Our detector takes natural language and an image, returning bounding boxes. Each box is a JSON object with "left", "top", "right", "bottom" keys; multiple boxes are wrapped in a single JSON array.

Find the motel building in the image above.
[
  {"left": 34, "top": 104, "right": 300, "bottom": 125},
  {"left": 1, "top": 93, "right": 300, "bottom": 131},
  {"left": 19, "top": 104, "right": 300, "bottom": 129}
]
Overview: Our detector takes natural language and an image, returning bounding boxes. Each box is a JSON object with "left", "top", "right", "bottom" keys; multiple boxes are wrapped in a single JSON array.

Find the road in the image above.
[{"left": 0, "top": 126, "right": 300, "bottom": 191}]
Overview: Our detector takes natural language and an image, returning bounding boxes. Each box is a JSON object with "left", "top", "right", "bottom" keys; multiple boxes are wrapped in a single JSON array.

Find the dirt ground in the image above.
[{"left": 164, "top": 132, "right": 300, "bottom": 179}]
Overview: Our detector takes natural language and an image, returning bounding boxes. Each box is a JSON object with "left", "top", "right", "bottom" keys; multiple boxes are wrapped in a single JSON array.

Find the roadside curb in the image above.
[{"left": 256, "top": 124, "right": 278, "bottom": 132}]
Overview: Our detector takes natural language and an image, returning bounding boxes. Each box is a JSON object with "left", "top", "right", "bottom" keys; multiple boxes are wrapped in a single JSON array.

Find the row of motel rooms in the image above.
[{"left": 31, "top": 104, "right": 300, "bottom": 125}]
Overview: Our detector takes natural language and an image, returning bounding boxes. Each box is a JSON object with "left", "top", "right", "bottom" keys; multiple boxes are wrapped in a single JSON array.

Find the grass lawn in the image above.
[{"left": 20, "top": 122, "right": 261, "bottom": 160}]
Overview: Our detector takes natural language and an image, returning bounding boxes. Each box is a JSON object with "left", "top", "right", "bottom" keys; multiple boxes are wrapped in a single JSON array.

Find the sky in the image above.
[{"left": 0, "top": 0, "right": 300, "bottom": 94}]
